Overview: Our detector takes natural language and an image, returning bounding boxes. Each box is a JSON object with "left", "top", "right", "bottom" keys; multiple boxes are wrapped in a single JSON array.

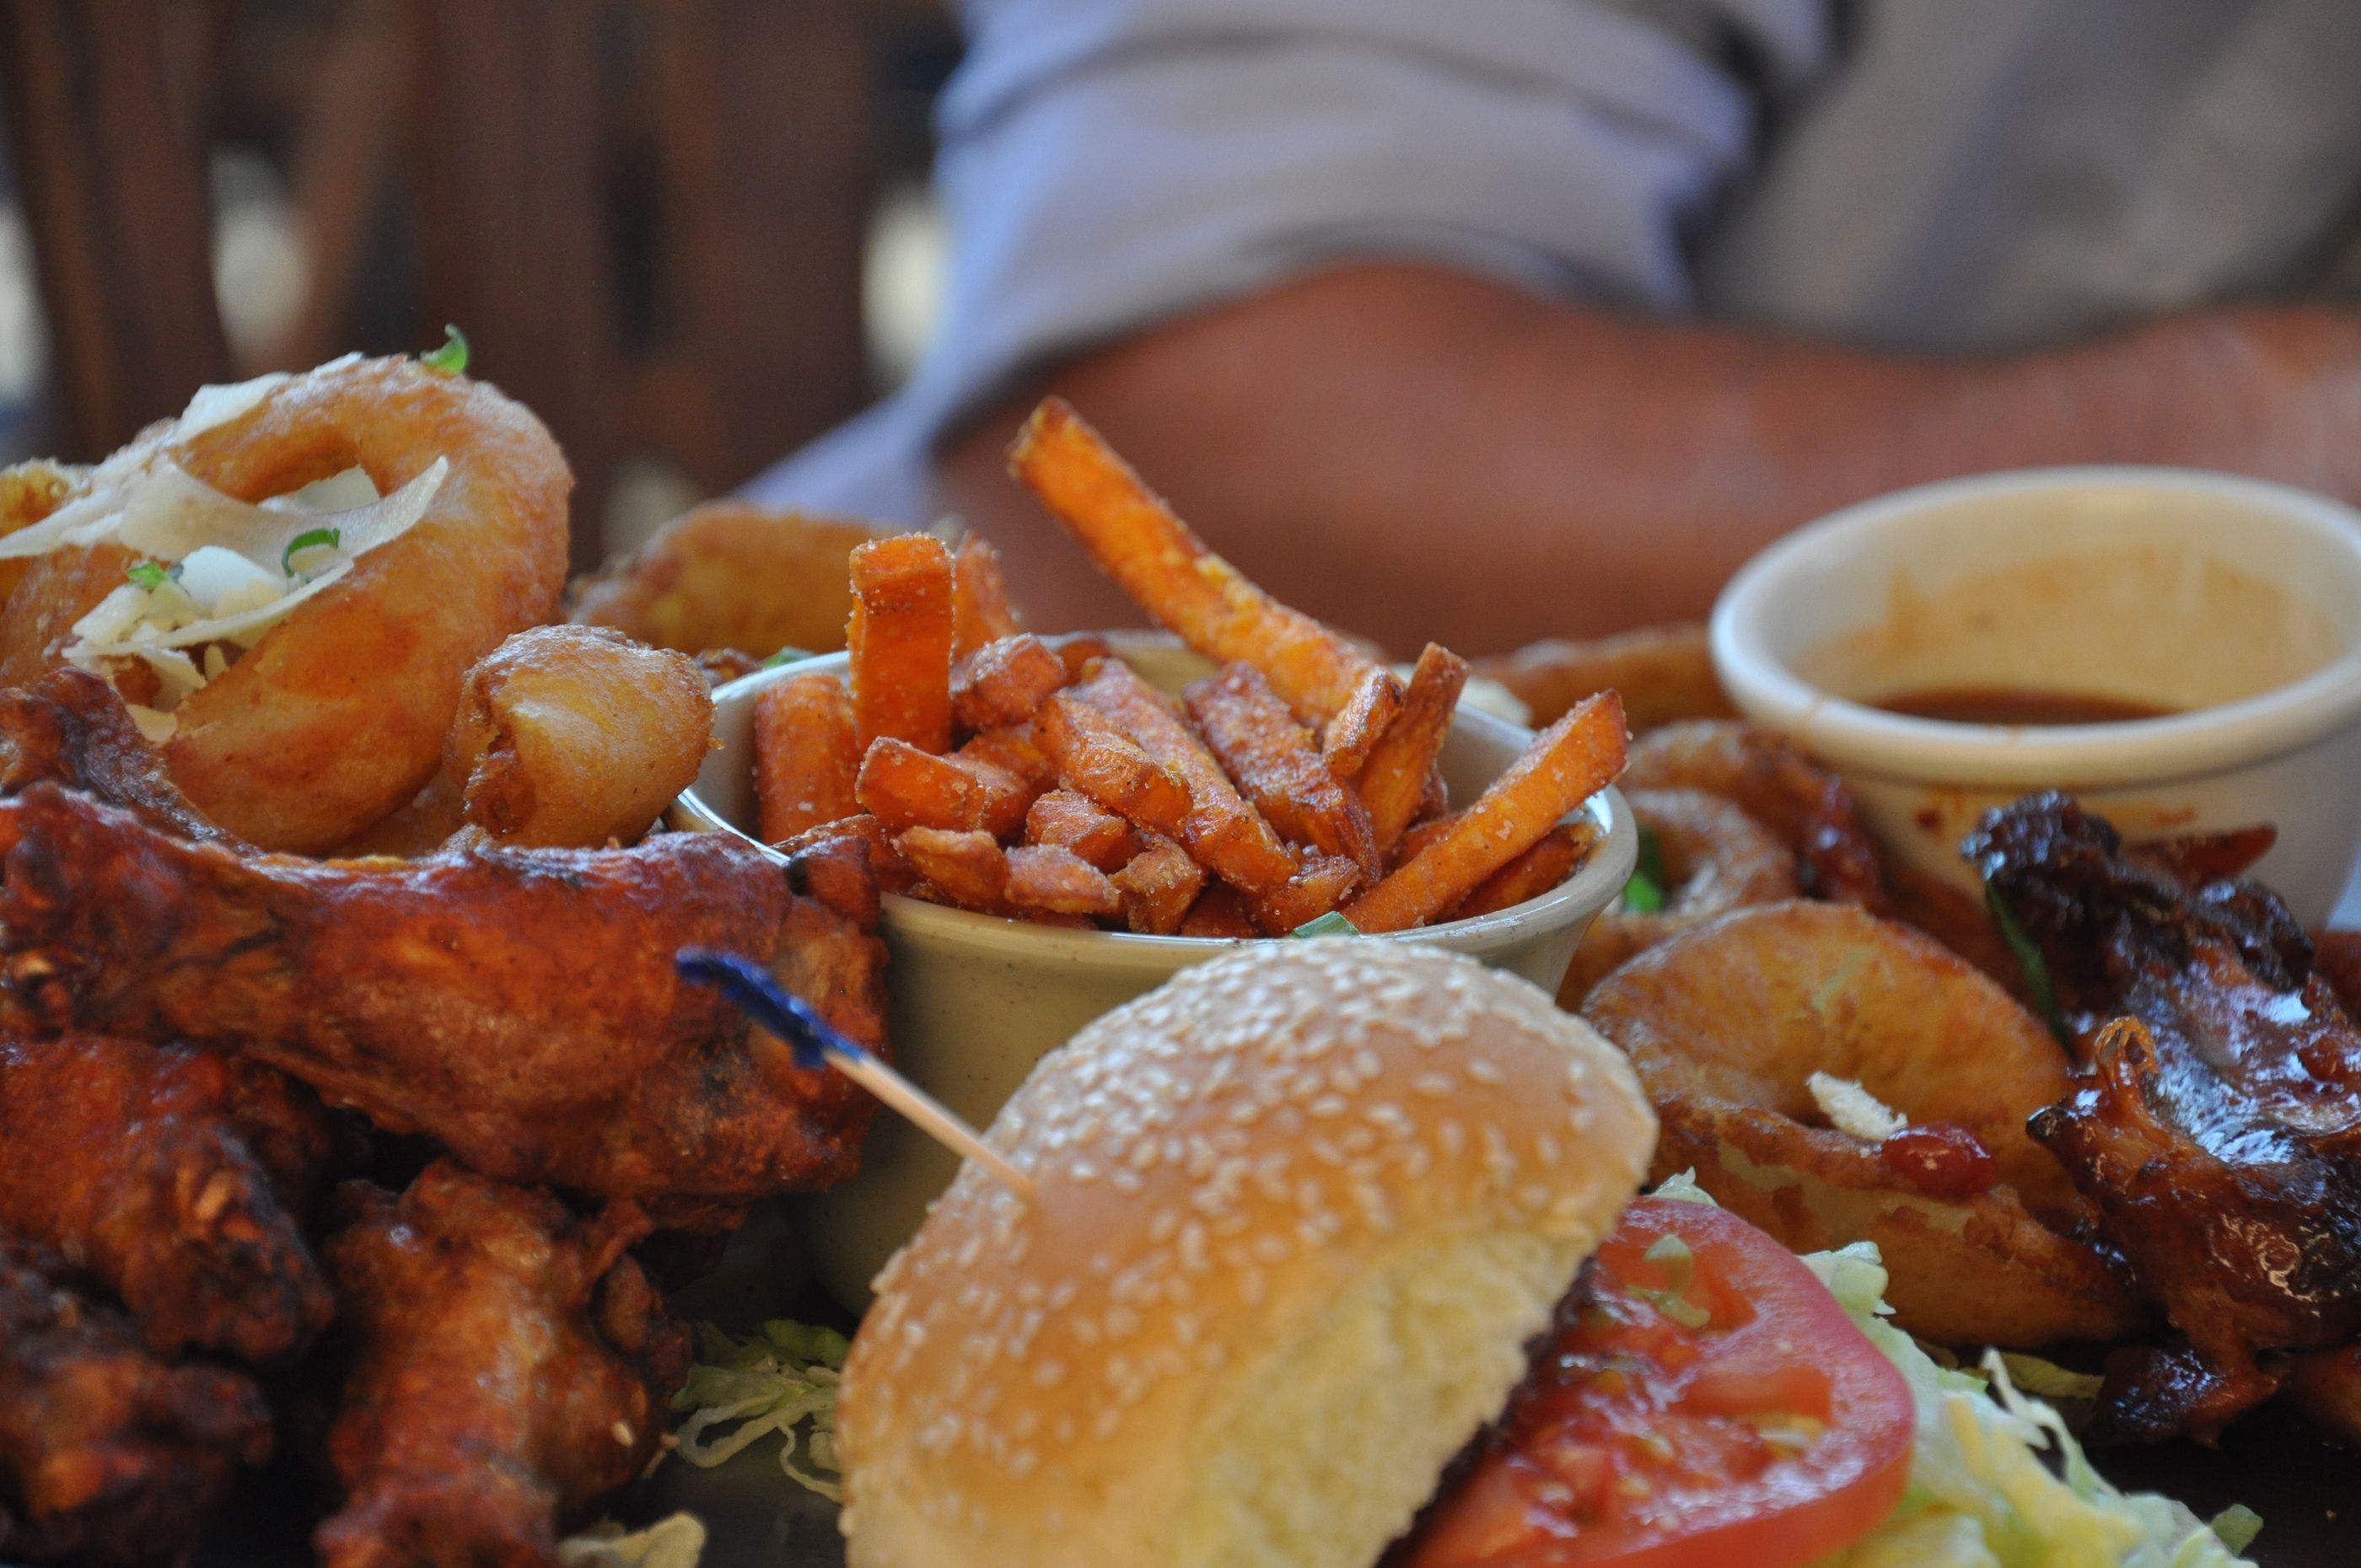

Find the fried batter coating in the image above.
[
  {"left": 1471, "top": 623, "right": 1736, "bottom": 733},
  {"left": 1624, "top": 720, "right": 1887, "bottom": 907},
  {"left": 0, "top": 357, "right": 572, "bottom": 853},
  {"left": 1583, "top": 901, "right": 2143, "bottom": 1346},
  {"left": 1972, "top": 792, "right": 2361, "bottom": 1439},
  {"left": 0, "top": 459, "right": 77, "bottom": 618},
  {"left": 0, "top": 1032, "right": 333, "bottom": 1363},
  {"left": 571, "top": 501, "right": 895, "bottom": 660},
  {"left": 0, "top": 669, "right": 245, "bottom": 849},
  {"left": 316, "top": 1161, "right": 691, "bottom": 1568},
  {"left": 1558, "top": 788, "right": 1797, "bottom": 1006},
  {"left": 0, "top": 783, "right": 885, "bottom": 1206},
  {"left": 445, "top": 625, "right": 713, "bottom": 850},
  {"left": 0, "top": 1237, "right": 272, "bottom": 1566}
]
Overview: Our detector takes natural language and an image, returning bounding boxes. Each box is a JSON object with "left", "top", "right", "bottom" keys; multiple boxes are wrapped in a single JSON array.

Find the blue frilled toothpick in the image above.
[{"left": 676, "top": 949, "right": 1034, "bottom": 1199}]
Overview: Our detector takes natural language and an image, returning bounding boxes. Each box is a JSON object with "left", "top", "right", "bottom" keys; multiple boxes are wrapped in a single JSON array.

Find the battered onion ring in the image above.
[
  {"left": 1583, "top": 900, "right": 2146, "bottom": 1347},
  {"left": 1624, "top": 718, "right": 1886, "bottom": 906},
  {"left": 0, "top": 359, "right": 569, "bottom": 851},
  {"left": 0, "top": 460, "right": 76, "bottom": 616},
  {"left": 1471, "top": 623, "right": 1735, "bottom": 733},
  {"left": 444, "top": 625, "right": 712, "bottom": 850},
  {"left": 1557, "top": 787, "right": 1797, "bottom": 1006}
]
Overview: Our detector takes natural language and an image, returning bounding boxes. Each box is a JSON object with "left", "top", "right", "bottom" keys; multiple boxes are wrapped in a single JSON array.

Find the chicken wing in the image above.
[
  {"left": 0, "top": 782, "right": 885, "bottom": 1206},
  {"left": 0, "top": 669, "right": 244, "bottom": 849},
  {"left": 315, "top": 1160, "right": 690, "bottom": 1568},
  {"left": 0, "top": 1236, "right": 272, "bottom": 1565},
  {"left": 0, "top": 1031, "right": 334, "bottom": 1363},
  {"left": 1970, "top": 792, "right": 2361, "bottom": 1440}
]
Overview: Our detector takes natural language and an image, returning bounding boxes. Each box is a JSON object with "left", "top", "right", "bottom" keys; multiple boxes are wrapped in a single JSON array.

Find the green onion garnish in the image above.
[
  {"left": 281, "top": 527, "right": 342, "bottom": 578},
  {"left": 422, "top": 324, "right": 470, "bottom": 376},
  {"left": 1986, "top": 881, "right": 2068, "bottom": 1044},
  {"left": 1292, "top": 910, "right": 1359, "bottom": 938},
  {"left": 761, "top": 646, "right": 816, "bottom": 669},
  {"left": 1621, "top": 821, "right": 1668, "bottom": 913},
  {"left": 126, "top": 560, "right": 171, "bottom": 590}
]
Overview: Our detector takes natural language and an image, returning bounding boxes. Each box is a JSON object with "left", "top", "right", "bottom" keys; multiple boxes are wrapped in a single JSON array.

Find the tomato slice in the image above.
[{"left": 1406, "top": 1198, "right": 1915, "bottom": 1568}]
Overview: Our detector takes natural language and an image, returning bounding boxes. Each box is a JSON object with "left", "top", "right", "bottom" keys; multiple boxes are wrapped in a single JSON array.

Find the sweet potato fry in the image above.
[
  {"left": 848, "top": 534, "right": 955, "bottom": 752},
  {"left": 855, "top": 737, "right": 1033, "bottom": 837},
  {"left": 1358, "top": 642, "right": 1470, "bottom": 856},
  {"left": 952, "top": 534, "right": 1024, "bottom": 658},
  {"left": 1069, "top": 659, "right": 1300, "bottom": 897},
  {"left": 1008, "top": 399, "right": 1401, "bottom": 730},
  {"left": 1347, "top": 692, "right": 1627, "bottom": 932},
  {"left": 1320, "top": 667, "right": 1403, "bottom": 777},
  {"left": 1035, "top": 694, "right": 1191, "bottom": 840},
  {"left": 1178, "top": 883, "right": 1257, "bottom": 938},
  {"left": 896, "top": 827, "right": 1010, "bottom": 911},
  {"left": 1025, "top": 788, "right": 1143, "bottom": 873},
  {"left": 1048, "top": 631, "right": 1116, "bottom": 684},
  {"left": 1005, "top": 844, "right": 1123, "bottom": 918},
  {"left": 1444, "top": 820, "right": 1600, "bottom": 921},
  {"left": 1249, "top": 852, "right": 1363, "bottom": 934},
  {"left": 952, "top": 634, "right": 1071, "bottom": 733},
  {"left": 1393, "top": 811, "right": 1460, "bottom": 867},
  {"left": 771, "top": 813, "right": 917, "bottom": 894},
  {"left": 1111, "top": 835, "right": 1205, "bottom": 935},
  {"left": 753, "top": 672, "right": 859, "bottom": 843},
  {"left": 957, "top": 723, "right": 1057, "bottom": 791},
  {"left": 1184, "top": 662, "right": 1379, "bottom": 881}
]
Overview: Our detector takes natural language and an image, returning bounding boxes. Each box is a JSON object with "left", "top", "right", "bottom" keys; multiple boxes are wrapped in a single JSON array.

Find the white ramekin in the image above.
[
  {"left": 672, "top": 631, "right": 1636, "bottom": 1307},
  {"left": 1711, "top": 466, "right": 2361, "bottom": 922}
]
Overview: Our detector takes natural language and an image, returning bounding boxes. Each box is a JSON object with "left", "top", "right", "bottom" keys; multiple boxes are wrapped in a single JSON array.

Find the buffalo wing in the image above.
[
  {"left": 0, "top": 782, "right": 885, "bottom": 1206},
  {"left": 315, "top": 1160, "right": 690, "bottom": 1568}
]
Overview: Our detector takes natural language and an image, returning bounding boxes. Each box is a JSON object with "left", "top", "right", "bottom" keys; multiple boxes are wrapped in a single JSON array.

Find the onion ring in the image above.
[{"left": 0, "top": 358, "right": 569, "bottom": 851}]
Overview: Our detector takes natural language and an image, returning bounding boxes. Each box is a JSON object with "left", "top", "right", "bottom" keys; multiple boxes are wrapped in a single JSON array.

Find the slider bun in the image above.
[{"left": 838, "top": 940, "right": 1657, "bottom": 1568}]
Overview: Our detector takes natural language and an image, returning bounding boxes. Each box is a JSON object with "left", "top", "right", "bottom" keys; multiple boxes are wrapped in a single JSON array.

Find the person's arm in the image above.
[{"left": 938, "top": 261, "right": 2361, "bottom": 653}]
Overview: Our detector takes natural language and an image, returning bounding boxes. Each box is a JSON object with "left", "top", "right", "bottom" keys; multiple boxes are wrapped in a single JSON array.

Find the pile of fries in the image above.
[{"left": 754, "top": 400, "right": 1626, "bottom": 937}]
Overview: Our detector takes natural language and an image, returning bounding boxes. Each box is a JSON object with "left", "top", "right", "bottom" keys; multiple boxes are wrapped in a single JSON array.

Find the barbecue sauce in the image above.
[{"left": 1873, "top": 687, "right": 2176, "bottom": 726}]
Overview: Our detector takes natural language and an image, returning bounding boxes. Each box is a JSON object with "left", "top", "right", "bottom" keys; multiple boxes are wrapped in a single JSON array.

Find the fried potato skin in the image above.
[
  {"left": 571, "top": 501, "right": 894, "bottom": 658},
  {"left": 444, "top": 625, "right": 712, "bottom": 850},
  {"left": 1583, "top": 900, "right": 2143, "bottom": 1346}
]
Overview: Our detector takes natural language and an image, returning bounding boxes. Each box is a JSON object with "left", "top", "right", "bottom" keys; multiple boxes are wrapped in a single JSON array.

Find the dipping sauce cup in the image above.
[{"left": 1711, "top": 466, "right": 2361, "bottom": 922}]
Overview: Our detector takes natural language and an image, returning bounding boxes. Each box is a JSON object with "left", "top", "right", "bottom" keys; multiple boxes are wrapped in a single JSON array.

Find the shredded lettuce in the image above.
[
  {"left": 1646, "top": 1174, "right": 2257, "bottom": 1568},
  {"left": 665, "top": 1319, "right": 847, "bottom": 1500},
  {"left": 557, "top": 1512, "right": 706, "bottom": 1568}
]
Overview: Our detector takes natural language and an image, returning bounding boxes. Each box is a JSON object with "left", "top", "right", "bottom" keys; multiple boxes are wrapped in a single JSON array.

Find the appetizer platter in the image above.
[{"left": 0, "top": 343, "right": 2352, "bottom": 1567}]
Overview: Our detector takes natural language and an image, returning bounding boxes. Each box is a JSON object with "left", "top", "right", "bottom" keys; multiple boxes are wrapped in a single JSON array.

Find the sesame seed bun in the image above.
[{"left": 836, "top": 940, "right": 1657, "bottom": 1568}]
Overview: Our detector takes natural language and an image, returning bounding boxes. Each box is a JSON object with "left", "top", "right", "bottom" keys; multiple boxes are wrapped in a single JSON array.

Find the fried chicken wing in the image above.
[
  {"left": 0, "top": 1237, "right": 272, "bottom": 1565},
  {"left": 0, "top": 1032, "right": 333, "bottom": 1363},
  {"left": 315, "top": 1161, "right": 690, "bottom": 1568},
  {"left": 0, "top": 669, "right": 244, "bottom": 849},
  {"left": 0, "top": 782, "right": 885, "bottom": 1205},
  {"left": 1970, "top": 792, "right": 2361, "bottom": 1440}
]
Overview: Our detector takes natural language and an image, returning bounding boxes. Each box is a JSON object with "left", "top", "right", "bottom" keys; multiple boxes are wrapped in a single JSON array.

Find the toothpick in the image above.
[{"left": 676, "top": 949, "right": 1035, "bottom": 1199}]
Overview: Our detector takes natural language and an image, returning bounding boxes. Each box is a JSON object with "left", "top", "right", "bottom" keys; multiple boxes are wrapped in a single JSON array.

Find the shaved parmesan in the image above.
[
  {"left": 175, "top": 372, "right": 292, "bottom": 441},
  {"left": 1809, "top": 1071, "right": 1907, "bottom": 1143},
  {"left": 125, "top": 704, "right": 179, "bottom": 744}
]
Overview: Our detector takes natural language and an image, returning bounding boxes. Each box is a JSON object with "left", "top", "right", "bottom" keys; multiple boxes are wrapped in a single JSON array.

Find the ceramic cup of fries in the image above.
[{"left": 671, "top": 400, "right": 1638, "bottom": 1306}]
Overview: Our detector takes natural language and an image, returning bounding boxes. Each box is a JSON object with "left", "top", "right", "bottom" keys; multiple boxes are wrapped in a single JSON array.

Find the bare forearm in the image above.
[{"left": 937, "top": 262, "right": 2361, "bottom": 654}]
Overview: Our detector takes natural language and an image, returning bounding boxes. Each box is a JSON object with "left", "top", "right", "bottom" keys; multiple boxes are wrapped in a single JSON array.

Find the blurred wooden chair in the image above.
[{"left": 0, "top": 0, "right": 912, "bottom": 571}]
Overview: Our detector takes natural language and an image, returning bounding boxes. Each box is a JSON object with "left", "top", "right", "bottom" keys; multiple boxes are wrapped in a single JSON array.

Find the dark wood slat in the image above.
[{"left": 0, "top": 0, "right": 233, "bottom": 458}]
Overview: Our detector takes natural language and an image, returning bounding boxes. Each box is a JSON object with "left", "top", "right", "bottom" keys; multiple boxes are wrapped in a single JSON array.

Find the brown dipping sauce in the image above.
[{"left": 1873, "top": 685, "right": 2178, "bottom": 727}]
